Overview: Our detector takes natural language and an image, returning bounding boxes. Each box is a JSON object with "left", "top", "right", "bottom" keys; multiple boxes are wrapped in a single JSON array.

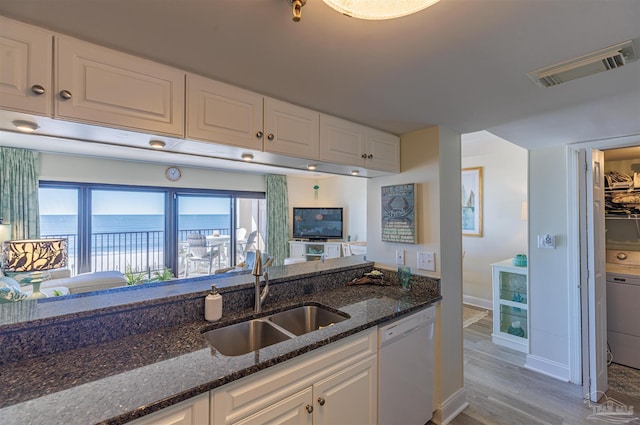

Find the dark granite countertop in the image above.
[{"left": 0, "top": 261, "right": 440, "bottom": 425}]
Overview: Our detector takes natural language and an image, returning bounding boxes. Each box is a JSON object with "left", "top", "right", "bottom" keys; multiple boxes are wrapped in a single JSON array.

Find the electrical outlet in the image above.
[
  {"left": 417, "top": 251, "right": 436, "bottom": 271},
  {"left": 395, "top": 249, "right": 405, "bottom": 265}
]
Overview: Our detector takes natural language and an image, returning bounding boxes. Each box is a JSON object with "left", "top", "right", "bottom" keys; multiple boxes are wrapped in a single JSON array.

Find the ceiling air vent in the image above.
[{"left": 528, "top": 40, "right": 638, "bottom": 88}]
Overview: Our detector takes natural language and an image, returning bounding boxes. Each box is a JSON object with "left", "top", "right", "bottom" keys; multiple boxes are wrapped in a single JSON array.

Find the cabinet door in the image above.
[
  {"left": 55, "top": 36, "right": 185, "bottom": 137},
  {"left": 232, "top": 387, "right": 313, "bottom": 425},
  {"left": 289, "top": 242, "right": 306, "bottom": 258},
  {"left": 364, "top": 128, "right": 400, "bottom": 173},
  {"left": 129, "top": 393, "right": 208, "bottom": 425},
  {"left": 0, "top": 17, "right": 52, "bottom": 116},
  {"left": 264, "top": 98, "right": 319, "bottom": 160},
  {"left": 324, "top": 244, "right": 341, "bottom": 259},
  {"left": 319, "top": 114, "right": 365, "bottom": 167},
  {"left": 313, "top": 356, "right": 377, "bottom": 425},
  {"left": 187, "top": 74, "right": 263, "bottom": 150}
]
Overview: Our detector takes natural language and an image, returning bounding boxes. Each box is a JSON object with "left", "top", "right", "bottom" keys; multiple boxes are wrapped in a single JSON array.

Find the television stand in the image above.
[{"left": 289, "top": 241, "right": 342, "bottom": 261}]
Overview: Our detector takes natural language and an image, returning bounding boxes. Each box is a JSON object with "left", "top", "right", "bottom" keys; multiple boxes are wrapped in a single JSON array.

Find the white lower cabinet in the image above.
[
  {"left": 236, "top": 356, "right": 377, "bottom": 425},
  {"left": 288, "top": 241, "right": 342, "bottom": 261},
  {"left": 211, "top": 328, "right": 377, "bottom": 425},
  {"left": 128, "top": 393, "right": 209, "bottom": 425},
  {"left": 312, "top": 356, "right": 377, "bottom": 425}
]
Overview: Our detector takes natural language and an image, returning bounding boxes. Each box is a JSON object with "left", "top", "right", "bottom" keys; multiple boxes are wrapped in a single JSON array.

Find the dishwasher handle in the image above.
[{"left": 379, "top": 307, "right": 435, "bottom": 344}]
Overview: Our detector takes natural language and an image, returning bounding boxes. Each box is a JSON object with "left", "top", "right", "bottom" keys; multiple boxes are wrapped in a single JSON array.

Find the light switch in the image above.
[
  {"left": 537, "top": 233, "right": 556, "bottom": 249},
  {"left": 417, "top": 251, "right": 435, "bottom": 271},
  {"left": 395, "top": 249, "right": 405, "bottom": 265}
]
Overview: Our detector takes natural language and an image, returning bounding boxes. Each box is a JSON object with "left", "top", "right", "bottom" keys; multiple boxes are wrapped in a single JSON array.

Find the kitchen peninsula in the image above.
[{"left": 0, "top": 257, "right": 441, "bottom": 425}]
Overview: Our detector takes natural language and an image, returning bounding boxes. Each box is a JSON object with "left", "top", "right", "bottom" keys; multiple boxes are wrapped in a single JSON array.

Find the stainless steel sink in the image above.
[
  {"left": 268, "top": 305, "right": 349, "bottom": 336},
  {"left": 202, "top": 319, "right": 292, "bottom": 356},
  {"left": 202, "top": 304, "right": 350, "bottom": 356}
]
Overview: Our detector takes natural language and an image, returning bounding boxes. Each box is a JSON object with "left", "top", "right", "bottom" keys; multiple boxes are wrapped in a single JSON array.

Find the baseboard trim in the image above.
[
  {"left": 432, "top": 387, "right": 468, "bottom": 425},
  {"left": 525, "top": 354, "right": 571, "bottom": 382},
  {"left": 463, "top": 295, "right": 492, "bottom": 310}
]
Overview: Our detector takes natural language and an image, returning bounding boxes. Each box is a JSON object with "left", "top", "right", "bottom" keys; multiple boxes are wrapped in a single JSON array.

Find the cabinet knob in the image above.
[
  {"left": 59, "top": 90, "right": 72, "bottom": 100},
  {"left": 317, "top": 397, "right": 325, "bottom": 406},
  {"left": 267, "top": 133, "right": 275, "bottom": 141},
  {"left": 31, "top": 85, "right": 45, "bottom": 95},
  {"left": 256, "top": 131, "right": 263, "bottom": 139},
  {"left": 305, "top": 404, "right": 314, "bottom": 414},
  {"left": 367, "top": 154, "right": 373, "bottom": 159}
]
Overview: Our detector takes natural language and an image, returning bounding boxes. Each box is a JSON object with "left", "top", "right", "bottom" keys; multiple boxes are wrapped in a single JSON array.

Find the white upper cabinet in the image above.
[
  {"left": 320, "top": 114, "right": 400, "bottom": 173},
  {"left": 364, "top": 126, "right": 400, "bottom": 173},
  {"left": 186, "top": 74, "right": 263, "bottom": 150},
  {"left": 0, "top": 16, "right": 52, "bottom": 116},
  {"left": 264, "top": 98, "right": 319, "bottom": 160},
  {"left": 55, "top": 36, "right": 185, "bottom": 137},
  {"left": 320, "top": 114, "right": 366, "bottom": 166}
]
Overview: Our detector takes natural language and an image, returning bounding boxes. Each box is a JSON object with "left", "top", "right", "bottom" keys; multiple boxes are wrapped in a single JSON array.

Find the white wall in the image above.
[
  {"left": 40, "top": 153, "right": 265, "bottom": 191},
  {"left": 526, "top": 145, "right": 571, "bottom": 381},
  {"left": 287, "top": 175, "right": 367, "bottom": 243},
  {"left": 367, "top": 126, "right": 466, "bottom": 423},
  {"left": 461, "top": 132, "right": 528, "bottom": 306}
]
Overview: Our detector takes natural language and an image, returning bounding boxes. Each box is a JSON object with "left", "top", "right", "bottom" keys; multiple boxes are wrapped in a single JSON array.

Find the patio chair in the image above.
[
  {"left": 237, "top": 230, "right": 258, "bottom": 262},
  {"left": 185, "top": 233, "right": 220, "bottom": 277}
]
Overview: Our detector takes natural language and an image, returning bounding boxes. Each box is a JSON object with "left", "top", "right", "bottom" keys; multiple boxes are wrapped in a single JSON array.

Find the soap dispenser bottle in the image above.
[{"left": 205, "top": 284, "right": 222, "bottom": 322}]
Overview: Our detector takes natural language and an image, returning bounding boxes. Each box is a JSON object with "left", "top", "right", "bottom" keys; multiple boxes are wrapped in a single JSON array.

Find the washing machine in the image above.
[{"left": 606, "top": 250, "right": 640, "bottom": 369}]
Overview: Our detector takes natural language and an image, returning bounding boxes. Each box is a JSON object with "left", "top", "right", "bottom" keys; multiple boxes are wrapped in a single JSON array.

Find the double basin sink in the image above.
[{"left": 202, "top": 304, "right": 349, "bottom": 356}]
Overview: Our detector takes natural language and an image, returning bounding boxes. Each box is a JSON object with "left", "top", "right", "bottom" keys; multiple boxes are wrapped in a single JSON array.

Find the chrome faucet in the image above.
[{"left": 252, "top": 250, "right": 269, "bottom": 313}]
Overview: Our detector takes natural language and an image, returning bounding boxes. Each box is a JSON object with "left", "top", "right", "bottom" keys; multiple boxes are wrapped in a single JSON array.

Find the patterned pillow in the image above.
[{"left": 0, "top": 276, "right": 29, "bottom": 302}]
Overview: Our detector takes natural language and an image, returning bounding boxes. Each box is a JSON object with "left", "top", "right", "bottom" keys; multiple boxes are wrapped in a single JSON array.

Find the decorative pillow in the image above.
[{"left": 0, "top": 276, "right": 29, "bottom": 302}]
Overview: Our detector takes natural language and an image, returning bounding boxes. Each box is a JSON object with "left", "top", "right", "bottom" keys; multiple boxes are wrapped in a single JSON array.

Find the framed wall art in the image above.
[
  {"left": 381, "top": 183, "right": 416, "bottom": 244},
  {"left": 462, "top": 167, "right": 483, "bottom": 237}
]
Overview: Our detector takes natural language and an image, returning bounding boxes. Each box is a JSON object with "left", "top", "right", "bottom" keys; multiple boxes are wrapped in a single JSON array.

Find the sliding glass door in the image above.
[
  {"left": 177, "top": 195, "right": 231, "bottom": 277},
  {"left": 39, "top": 187, "right": 79, "bottom": 273},
  {"left": 91, "top": 189, "right": 165, "bottom": 276},
  {"left": 39, "top": 181, "right": 265, "bottom": 280}
]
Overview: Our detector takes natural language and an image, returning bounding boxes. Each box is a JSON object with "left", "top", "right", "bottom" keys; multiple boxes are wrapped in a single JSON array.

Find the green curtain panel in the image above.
[
  {"left": 265, "top": 174, "right": 289, "bottom": 266},
  {"left": 0, "top": 147, "right": 40, "bottom": 240}
]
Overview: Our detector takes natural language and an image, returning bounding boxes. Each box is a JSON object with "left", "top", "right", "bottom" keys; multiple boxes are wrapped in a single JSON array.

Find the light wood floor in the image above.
[{"left": 441, "top": 310, "right": 640, "bottom": 425}]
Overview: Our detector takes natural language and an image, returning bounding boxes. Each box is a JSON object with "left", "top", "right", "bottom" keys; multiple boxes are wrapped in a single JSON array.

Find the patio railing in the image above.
[{"left": 44, "top": 227, "right": 229, "bottom": 276}]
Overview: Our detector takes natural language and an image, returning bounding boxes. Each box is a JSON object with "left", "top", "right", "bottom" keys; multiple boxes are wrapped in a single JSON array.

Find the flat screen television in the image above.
[{"left": 292, "top": 207, "right": 343, "bottom": 241}]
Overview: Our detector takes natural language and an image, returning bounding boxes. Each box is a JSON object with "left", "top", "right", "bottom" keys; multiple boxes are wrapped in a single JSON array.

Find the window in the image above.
[
  {"left": 91, "top": 189, "right": 165, "bottom": 275},
  {"left": 177, "top": 194, "right": 231, "bottom": 277},
  {"left": 38, "top": 182, "right": 265, "bottom": 279},
  {"left": 39, "top": 187, "right": 79, "bottom": 272}
]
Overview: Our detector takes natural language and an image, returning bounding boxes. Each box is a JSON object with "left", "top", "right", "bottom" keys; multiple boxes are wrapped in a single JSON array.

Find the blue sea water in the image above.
[{"left": 41, "top": 214, "right": 231, "bottom": 235}]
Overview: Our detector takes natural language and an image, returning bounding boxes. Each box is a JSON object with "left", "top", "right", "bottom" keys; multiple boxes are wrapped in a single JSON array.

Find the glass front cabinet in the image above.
[{"left": 491, "top": 259, "right": 529, "bottom": 353}]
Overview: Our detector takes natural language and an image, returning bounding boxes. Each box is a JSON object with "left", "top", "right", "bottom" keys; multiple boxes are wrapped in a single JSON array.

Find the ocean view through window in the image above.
[{"left": 39, "top": 182, "right": 265, "bottom": 281}]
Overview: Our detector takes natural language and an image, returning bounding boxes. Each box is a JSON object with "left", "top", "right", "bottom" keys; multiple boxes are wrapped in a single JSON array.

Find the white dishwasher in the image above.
[{"left": 378, "top": 305, "right": 436, "bottom": 425}]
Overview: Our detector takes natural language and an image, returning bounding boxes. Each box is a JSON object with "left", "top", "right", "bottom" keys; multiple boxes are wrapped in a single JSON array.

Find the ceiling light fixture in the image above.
[
  {"left": 12, "top": 119, "right": 39, "bottom": 132},
  {"left": 323, "top": 0, "right": 440, "bottom": 20},
  {"left": 241, "top": 153, "right": 254, "bottom": 161},
  {"left": 148, "top": 140, "right": 166, "bottom": 149},
  {"left": 288, "top": 0, "right": 306, "bottom": 22},
  {"left": 307, "top": 164, "right": 317, "bottom": 170}
]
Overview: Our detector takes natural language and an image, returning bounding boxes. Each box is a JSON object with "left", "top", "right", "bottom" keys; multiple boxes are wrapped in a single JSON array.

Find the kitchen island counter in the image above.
[{"left": 0, "top": 258, "right": 440, "bottom": 425}]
